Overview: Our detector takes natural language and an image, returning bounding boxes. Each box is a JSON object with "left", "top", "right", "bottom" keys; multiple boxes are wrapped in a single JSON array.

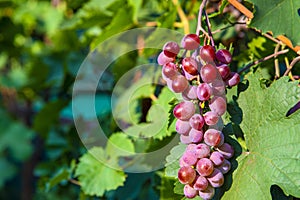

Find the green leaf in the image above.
[
  {"left": 106, "top": 132, "right": 135, "bottom": 158},
  {"left": 46, "top": 169, "right": 70, "bottom": 192},
  {"left": 222, "top": 74, "right": 300, "bottom": 199},
  {"left": 249, "top": 0, "right": 300, "bottom": 45},
  {"left": 165, "top": 143, "right": 186, "bottom": 178},
  {"left": 75, "top": 147, "right": 126, "bottom": 197}
]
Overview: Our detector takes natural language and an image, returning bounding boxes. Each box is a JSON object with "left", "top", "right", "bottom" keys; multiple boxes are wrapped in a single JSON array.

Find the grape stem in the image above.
[
  {"left": 203, "top": 9, "right": 215, "bottom": 48},
  {"left": 196, "top": 0, "right": 209, "bottom": 37},
  {"left": 283, "top": 56, "right": 300, "bottom": 76},
  {"left": 274, "top": 43, "right": 281, "bottom": 79},
  {"left": 238, "top": 49, "right": 289, "bottom": 74}
]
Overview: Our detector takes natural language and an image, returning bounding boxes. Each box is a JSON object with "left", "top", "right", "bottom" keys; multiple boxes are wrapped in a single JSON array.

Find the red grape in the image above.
[
  {"left": 173, "top": 101, "right": 195, "bottom": 121},
  {"left": 200, "top": 64, "right": 218, "bottom": 83},
  {"left": 182, "top": 57, "right": 199, "bottom": 75},
  {"left": 181, "top": 34, "right": 200, "bottom": 50},
  {"left": 197, "top": 83, "right": 212, "bottom": 101},
  {"left": 199, "top": 45, "right": 215, "bottom": 63},
  {"left": 184, "top": 184, "right": 198, "bottom": 198},
  {"left": 209, "top": 96, "right": 227, "bottom": 116},
  {"left": 162, "top": 62, "right": 178, "bottom": 79},
  {"left": 216, "top": 49, "right": 232, "bottom": 64},
  {"left": 171, "top": 75, "right": 189, "bottom": 93},
  {"left": 217, "top": 143, "right": 234, "bottom": 159},
  {"left": 189, "top": 114, "right": 205, "bottom": 130},
  {"left": 204, "top": 129, "right": 223, "bottom": 147},
  {"left": 207, "top": 168, "right": 224, "bottom": 188},
  {"left": 193, "top": 176, "right": 208, "bottom": 191},
  {"left": 178, "top": 166, "right": 196, "bottom": 184},
  {"left": 196, "top": 158, "right": 214, "bottom": 176},
  {"left": 163, "top": 41, "right": 180, "bottom": 57}
]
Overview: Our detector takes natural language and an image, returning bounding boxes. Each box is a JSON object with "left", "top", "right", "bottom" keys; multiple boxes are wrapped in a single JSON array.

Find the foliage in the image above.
[{"left": 0, "top": 0, "right": 299, "bottom": 199}]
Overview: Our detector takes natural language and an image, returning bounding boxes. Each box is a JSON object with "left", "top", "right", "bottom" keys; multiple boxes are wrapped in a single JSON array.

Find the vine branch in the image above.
[{"left": 283, "top": 56, "right": 300, "bottom": 76}]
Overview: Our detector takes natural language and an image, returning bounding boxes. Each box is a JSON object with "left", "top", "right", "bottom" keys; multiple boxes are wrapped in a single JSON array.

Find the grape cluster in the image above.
[{"left": 158, "top": 34, "right": 239, "bottom": 199}]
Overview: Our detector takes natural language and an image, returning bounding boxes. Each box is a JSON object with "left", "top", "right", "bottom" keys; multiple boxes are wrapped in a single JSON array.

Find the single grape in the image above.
[
  {"left": 186, "top": 143, "right": 197, "bottom": 152},
  {"left": 189, "top": 129, "right": 203, "bottom": 143},
  {"left": 163, "top": 41, "right": 180, "bottom": 58},
  {"left": 181, "top": 34, "right": 200, "bottom": 50},
  {"left": 189, "top": 114, "right": 205, "bottom": 130},
  {"left": 157, "top": 51, "right": 174, "bottom": 65},
  {"left": 207, "top": 168, "right": 224, "bottom": 188},
  {"left": 199, "top": 185, "right": 215, "bottom": 200},
  {"left": 217, "top": 159, "right": 231, "bottom": 174},
  {"left": 209, "top": 96, "right": 227, "bottom": 116},
  {"left": 210, "top": 151, "right": 225, "bottom": 166},
  {"left": 196, "top": 158, "right": 214, "bottom": 176},
  {"left": 203, "top": 111, "right": 219, "bottom": 126},
  {"left": 182, "top": 57, "right": 199, "bottom": 75},
  {"left": 194, "top": 143, "right": 211, "bottom": 159},
  {"left": 179, "top": 157, "right": 190, "bottom": 167},
  {"left": 173, "top": 101, "right": 196, "bottom": 121},
  {"left": 200, "top": 64, "right": 218, "bottom": 83},
  {"left": 216, "top": 49, "right": 232, "bottom": 64},
  {"left": 210, "top": 79, "right": 226, "bottom": 96},
  {"left": 193, "top": 176, "right": 208, "bottom": 191},
  {"left": 176, "top": 119, "right": 191, "bottom": 135},
  {"left": 171, "top": 74, "right": 189, "bottom": 93},
  {"left": 226, "top": 72, "right": 240, "bottom": 87},
  {"left": 184, "top": 184, "right": 198, "bottom": 199},
  {"left": 197, "top": 83, "right": 212, "bottom": 101},
  {"left": 217, "top": 143, "right": 234, "bottom": 159},
  {"left": 178, "top": 166, "right": 196, "bottom": 184},
  {"left": 182, "top": 85, "right": 197, "bottom": 100},
  {"left": 199, "top": 45, "right": 216, "bottom": 63},
  {"left": 162, "top": 62, "right": 178, "bottom": 79},
  {"left": 204, "top": 129, "right": 223, "bottom": 147},
  {"left": 181, "top": 151, "right": 198, "bottom": 166},
  {"left": 180, "top": 134, "right": 192, "bottom": 144},
  {"left": 216, "top": 64, "right": 231, "bottom": 80}
]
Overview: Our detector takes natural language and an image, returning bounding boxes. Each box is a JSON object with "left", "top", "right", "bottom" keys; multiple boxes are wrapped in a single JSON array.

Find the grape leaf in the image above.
[
  {"left": 165, "top": 143, "right": 186, "bottom": 178},
  {"left": 249, "top": 0, "right": 300, "bottom": 46},
  {"left": 106, "top": 132, "right": 135, "bottom": 158},
  {"left": 75, "top": 147, "right": 126, "bottom": 196},
  {"left": 222, "top": 74, "right": 300, "bottom": 199}
]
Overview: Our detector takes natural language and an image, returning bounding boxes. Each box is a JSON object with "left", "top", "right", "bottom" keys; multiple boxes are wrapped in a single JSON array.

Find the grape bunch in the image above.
[{"left": 158, "top": 34, "right": 239, "bottom": 199}]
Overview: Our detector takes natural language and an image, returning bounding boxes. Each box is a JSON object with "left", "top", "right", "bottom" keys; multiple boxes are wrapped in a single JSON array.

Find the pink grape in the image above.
[
  {"left": 186, "top": 143, "right": 197, "bottom": 152},
  {"left": 171, "top": 75, "right": 189, "bottom": 93},
  {"left": 196, "top": 158, "right": 214, "bottom": 176},
  {"left": 189, "top": 114, "right": 205, "bottom": 130},
  {"left": 157, "top": 51, "right": 174, "bottom": 65},
  {"left": 182, "top": 57, "right": 198, "bottom": 75},
  {"left": 207, "top": 168, "right": 224, "bottom": 188},
  {"left": 181, "top": 151, "right": 198, "bottom": 166},
  {"left": 217, "top": 159, "right": 231, "bottom": 174},
  {"left": 184, "top": 184, "right": 198, "bottom": 198},
  {"left": 226, "top": 72, "right": 240, "bottom": 87},
  {"left": 194, "top": 143, "right": 211, "bottom": 159},
  {"left": 189, "top": 129, "right": 203, "bottom": 143},
  {"left": 180, "top": 134, "right": 192, "bottom": 144},
  {"left": 193, "top": 176, "right": 208, "bottom": 191},
  {"left": 199, "top": 45, "right": 215, "bottom": 63},
  {"left": 197, "top": 83, "right": 212, "bottom": 101},
  {"left": 178, "top": 166, "right": 196, "bottom": 184},
  {"left": 203, "top": 111, "right": 219, "bottom": 126},
  {"left": 173, "top": 101, "right": 195, "bottom": 121},
  {"left": 216, "top": 64, "right": 231, "bottom": 80},
  {"left": 175, "top": 119, "right": 191, "bottom": 135},
  {"left": 200, "top": 64, "right": 218, "bottom": 83},
  {"left": 216, "top": 49, "right": 232, "bottom": 64},
  {"left": 209, "top": 96, "right": 227, "bottom": 116},
  {"left": 182, "top": 85, "right": 197, "bottom": 100},
  {"left": 217, "top": 143, "right": 234, "bottom": 159},
  {"left": 199, "top": 185, "right": 215, "bottom": 200},
  {"left": 210, "top": 151, "right": 225, "bottom": 166},
  {"left": 210, "top": 79, "right": 226, "bottom": 96},
  {"left": 162, "top": 62, "right": 178, "bottom": 78},
  {"left": 204, "top": 129, "right": 223, "bottom": 147},
  {"left": 181, "top": 34, "right": 200, "bottom": 50},
  {"left": 163, "top": 41, "right": 180, "bottom": 57}
]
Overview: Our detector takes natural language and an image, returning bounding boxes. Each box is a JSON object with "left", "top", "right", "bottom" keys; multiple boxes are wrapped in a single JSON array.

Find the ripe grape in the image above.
[
  {"left": 182, "top": 57, "right": 199, "bottom": 75},
  {"left": 181, "top": 34, "right": 200, "bottom": 50},
  {"left": 199, "top": 185, "right": 215, "bottom": 200},
  {"left": 216, "top": 64, "right": 231, "bottom": 80},
  {"left": 210, "top": 79, "right": 226, "bottom": 96},
  {"left": 189, "top": 129, "right": 203, "bottom": 143},
  {"left": 163, "top": 41, "right": 180, "bottom": 57},
  {"left": 194, "top": 143, "right": 211, "bottom": 159},
  {"left": 196, "top": 158, "right": 214, "bottom": 176},
  {"left": 207, "top": 168, "right": 224, "bottom": 188},
  {"left": 193, "top": 176, "right": 208, "bottom": 191},
  {"left": 173, "top": 101, "right": 195, "bottom": 121},
  {"left": 180, "top": 134, "right": 192, "bottom": 144},
  {"left": 181, "top": 151, "right": 198, "bottom": 166},
  {"left": 184, "top": 184, "right": 198, "bottom": 199},
  {"left": 200, "top": 64, "right": 218, "bottom": 83},
  {"left": 157, "top": 51, "right": 174, "bottom": 65},
  {"left": 216, "top": 49, "right": 232, "bottom": 64},
  {"left": 226, "top": 72, "right": 240, "bottom": 87},
  {"left": 217, "top": 159, "right": 231, "bottom": 174},
  {"left": 178, "top": 166, "right": 196, "bottom": 184},
  {"left": 203, "top": 111, "right": 219, "bottom": 126},
  {"left": 199, "top": 45, "right": 215, "bottom": 63},
  {"left": 176, "top": 119, "right": 191, "bottom": 135},
  {"left": 189, "top": 114, "right": 205, "bottom": 130},
  {"left": 209, "top": 96, "right": 227, "bottom": 116},
  {"left": 162, "top": 62, "right": 178, "bottom": 78},
  {"left": 204, "top": 129, "right": 223, "bottom": 147},
  {"left": 171, "top": 75, "right": 189, "bottom": 93},
  {"left": 209, "top": 151, "right": 225, "bottom": 166},
  {"left": 197, "top": 83, "right": 212, "bottom": 101},
  {"left": 182, "top": 85, "right": 197, "bottom": 100},
  {"left": 217, "top": 143, "right": 234, "bottom": 159}
]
